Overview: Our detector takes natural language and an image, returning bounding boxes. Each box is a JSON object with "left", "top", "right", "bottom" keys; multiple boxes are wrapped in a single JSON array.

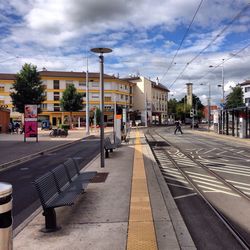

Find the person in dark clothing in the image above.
[{"left": 174, "top": 120, "right": 183, "bottom": 134}]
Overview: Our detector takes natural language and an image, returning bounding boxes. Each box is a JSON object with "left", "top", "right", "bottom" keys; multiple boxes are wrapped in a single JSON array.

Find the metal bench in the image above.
[
  {"left": 104, "top": 137, "right": 117, "bottom": 158},
  {"left": 33, "top": 159, "right": 97, "bottom": 232}
]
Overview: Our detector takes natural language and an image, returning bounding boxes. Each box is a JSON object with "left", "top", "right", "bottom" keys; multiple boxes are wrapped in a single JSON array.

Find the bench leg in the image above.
[
  {"left": 41, "top": 208, "right": 61, "bottom": 233},
  {"left": 105, "top": 149, "right": 109, "bottom": 158},
  {"left": 110, "top": 148, "right": 113, "bottom": 152}
]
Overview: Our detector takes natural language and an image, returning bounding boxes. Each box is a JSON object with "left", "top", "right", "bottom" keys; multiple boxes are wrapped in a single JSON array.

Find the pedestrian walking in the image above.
[{"left": 174, "top": 120, "right": 183, "bottom": 134}]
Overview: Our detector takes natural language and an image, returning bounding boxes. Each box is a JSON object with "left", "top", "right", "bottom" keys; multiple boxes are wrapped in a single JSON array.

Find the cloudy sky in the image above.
[{"left": 1, "top": 0, "right": 250, "bottom": 105}]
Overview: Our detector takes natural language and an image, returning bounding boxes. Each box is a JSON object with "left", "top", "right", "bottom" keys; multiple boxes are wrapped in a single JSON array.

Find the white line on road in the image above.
[
  {"left": 166, "top": 182, "right": 193, "bottom": 190},
  {"left": 174, "top": 193, "right": 197, "bottom": 200},
  {"left": 203, "top": 148, "right": 217, "bottom": 154}
]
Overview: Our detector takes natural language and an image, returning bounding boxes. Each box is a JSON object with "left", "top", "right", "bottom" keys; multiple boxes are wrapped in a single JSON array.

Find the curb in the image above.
[
  {"left": 0, "top": 137, "right": 88, "bottom": 171},
  {"left": 144, "top": 134, "right": 196, "bottom": 249}
]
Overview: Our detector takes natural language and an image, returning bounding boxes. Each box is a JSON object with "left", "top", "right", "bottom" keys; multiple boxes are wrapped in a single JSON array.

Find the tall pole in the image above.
[
  {"left": 221, "top": 59, "right": 225, "bottom": 134},
  {"left": 208, "top": 83, "right": 211, "bottom": 131},
  {"left": 113, "top": 95, "right": 116, "bottom": 143},
  {"left": 86, "top": 57, "right": 90, "bottom": 135},
  {"left": 145, "top": 92, "right": 148, "bottom": 127},
  {"left": 99, "top": 54, "right": 104, "bottom": 168},
  {"left": 91, "top": 48, "right": 112, "bottom": 169}
]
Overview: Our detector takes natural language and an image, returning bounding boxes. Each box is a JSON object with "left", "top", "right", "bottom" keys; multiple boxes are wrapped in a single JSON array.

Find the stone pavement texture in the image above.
[{"left": 6, "top": 128, "right": 197, "bottom": 250}]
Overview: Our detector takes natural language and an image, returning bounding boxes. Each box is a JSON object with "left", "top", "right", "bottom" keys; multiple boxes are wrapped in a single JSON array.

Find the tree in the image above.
[
  {"left": 10, "top": 63, "right": 45, "bottom": 113},
  {"left": 60, "top": 84, "right": 83, "bottom": 128},
  {"left": 225, "top": 85, "right": 244, "bottom": 109}
]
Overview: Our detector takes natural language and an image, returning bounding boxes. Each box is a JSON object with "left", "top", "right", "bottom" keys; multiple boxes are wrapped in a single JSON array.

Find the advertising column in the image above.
[{"left": 24, "top": 104, "right": 38, "bottom": 142}]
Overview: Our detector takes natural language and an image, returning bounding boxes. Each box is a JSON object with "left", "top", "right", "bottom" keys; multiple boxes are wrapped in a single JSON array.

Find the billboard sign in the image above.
[{"left": 24, "top": 104, "right": 38, "bottom": 140}]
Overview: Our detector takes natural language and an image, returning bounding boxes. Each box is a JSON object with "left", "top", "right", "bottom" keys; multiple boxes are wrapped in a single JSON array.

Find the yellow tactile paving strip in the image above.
[{"left": 127, "top": 129, "right": 158, "bottom": 250}]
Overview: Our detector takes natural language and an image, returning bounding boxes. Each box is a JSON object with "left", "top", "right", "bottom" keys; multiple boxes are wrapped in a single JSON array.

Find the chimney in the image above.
[{"left": 156, "top": 77, "right": 159, "bottom": 85}]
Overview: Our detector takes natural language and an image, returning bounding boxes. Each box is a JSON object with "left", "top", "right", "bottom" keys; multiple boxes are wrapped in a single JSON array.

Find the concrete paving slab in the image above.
[{"left": 13, "top": 128, "right": 193, "bottom": 250}]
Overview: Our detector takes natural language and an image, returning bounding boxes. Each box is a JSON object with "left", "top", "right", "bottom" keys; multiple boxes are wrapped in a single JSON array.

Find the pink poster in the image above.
[
  {"left": 25, "top": 121, "right": 38, "bottom": 137},
  {"left": 24, "top": 104, "right": 38, "bottom": 140}
]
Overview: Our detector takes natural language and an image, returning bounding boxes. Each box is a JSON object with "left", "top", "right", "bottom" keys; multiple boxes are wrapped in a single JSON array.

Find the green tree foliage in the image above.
[
  {"left": 60, "top": 84, "right": 83, "bottom": 128},
  {"left": 225, "top": 85, "right": 244, "bottom": 109},
  {"left": 169, "top": 94, "right": 204, "bottom": 121},
  {"left": 95, "top": 108, "right": 101, "bottom": 126},
  {"left": 10, "top": 63, "right": 45, "bottom": 113}
]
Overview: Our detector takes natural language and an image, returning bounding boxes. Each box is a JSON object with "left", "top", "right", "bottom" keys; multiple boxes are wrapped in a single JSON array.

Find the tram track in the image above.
[{"left": 146, "top": 129, "right": 250, "bottom": 249}]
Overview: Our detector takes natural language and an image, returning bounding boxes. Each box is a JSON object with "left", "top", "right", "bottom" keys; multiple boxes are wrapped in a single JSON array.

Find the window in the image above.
[
  {"left": 0, "top": 85, "right": 4, "bottom": 92},
  {"left": 92, "top": 94, "right": 99, "bottom": 99},
  {"left": 245, "top": 87, "right": 250, "bottom": 92},
  {"left": 130, "top": 96, "right": 132, "bottom": 105},
  {"left": 53, "top": 80, "right": 60, "bottom": 89},
  {"left": 104, "top": 96, "right": 112, "bottom": 102},
  {"left": 92, "top": 82, "right": 99, "bottom": 88},
  {"left": 66, "top": 80, "right": 73, "bottom": 88},
  {"left": 54, "top": 92, "right": 60, "bottom": 101},
  {"left": 41, "top": 104, "right": 47, "bottom": 110},
  {"left": 125, "top": 85, "right": 128, "bottom": 90},
  {"left": 121, "top": 94, "right": 124, "bottom": 99},
  {"left": 129, "top": 86, "right": 132, "bottom": 94},
  {"left": 245, "top": 98, "right": 250, "bottom": 104},
  {"left": 54, "top": 104, "right": 60, "bottom": 111},
  {"left": 79, "top": 82, "right": 86, "bottom": 87}
]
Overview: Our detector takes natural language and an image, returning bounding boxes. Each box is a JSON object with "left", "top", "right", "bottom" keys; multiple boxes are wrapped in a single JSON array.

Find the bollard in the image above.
[{"left": 0, "top": 182, "right": 12, "bottom": 250}]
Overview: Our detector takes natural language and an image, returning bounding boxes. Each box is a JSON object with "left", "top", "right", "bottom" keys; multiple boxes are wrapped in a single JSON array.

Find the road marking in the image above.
[
  {"left": 210, "top": 168, "right": 250, "bottom": 177},
  {"left": 185, "top": 171, "right": 216, "bottom": 179},
  {"left": 203, "top": 148, "right": 217, "bottom": 154},
  {"left": 188, "top": 175, "right": 222, "bottom": 184},
  {"left": 166, "top": 182, "right": 193, "bottom": 190},
  {"left": 192, "top": 179, "right": 230, "bottom": 190},
  {"left": 216, "top": 150, "right": 228, "bottom": 155},
  {"left": 198, "top": 185, "right": 240, "bottom": 197},
  {"left": 226, "top": 179, "right": 250, "bottom": 186},
  {"left": 174, "top": 193, "right": 197, "bottom": 200}
]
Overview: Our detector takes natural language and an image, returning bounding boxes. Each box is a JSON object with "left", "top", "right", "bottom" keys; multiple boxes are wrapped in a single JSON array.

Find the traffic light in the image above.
[{"left": 190, "top": 109, "right": 194, "bottom": 117}]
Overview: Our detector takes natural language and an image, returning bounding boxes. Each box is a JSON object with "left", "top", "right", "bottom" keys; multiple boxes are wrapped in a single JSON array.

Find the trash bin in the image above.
[{"left": 0, "top": 182, "right": 12, "bottom": 250}]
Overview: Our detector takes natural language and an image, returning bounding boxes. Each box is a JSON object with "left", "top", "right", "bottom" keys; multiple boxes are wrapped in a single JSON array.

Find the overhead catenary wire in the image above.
[
  {"left": 167, "top": 2, "right": 250, "bottom": 89},
  {"left": 160, "top": 0, "right": 204, "bottom": 83},
  {"left": 194, "top": 40, "right": 250, "bottom": 83}
]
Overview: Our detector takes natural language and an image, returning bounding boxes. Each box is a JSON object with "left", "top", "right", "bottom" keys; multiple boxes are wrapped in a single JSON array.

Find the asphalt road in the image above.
[{"left": 0, "top": 136, "right": 100, "bottom": 229}]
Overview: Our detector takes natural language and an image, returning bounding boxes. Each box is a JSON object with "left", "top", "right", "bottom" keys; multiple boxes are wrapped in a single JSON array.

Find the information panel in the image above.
[{"left": 24, "top": 104, "right": 38, "bottom": 141}]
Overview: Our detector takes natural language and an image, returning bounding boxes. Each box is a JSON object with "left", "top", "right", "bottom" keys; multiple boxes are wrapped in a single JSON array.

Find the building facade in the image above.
[
  {"left": 240, "top": 80, "right": 250, "bottom": 106},
  {"left": 122, "top": 76, "right": 169, "bottom": 125},
  {"left": 0, "top": 70, "right": 134, "bottom": 127}
]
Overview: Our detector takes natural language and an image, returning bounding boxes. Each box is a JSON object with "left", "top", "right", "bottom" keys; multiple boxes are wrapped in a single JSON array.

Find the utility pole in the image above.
[{"left": 86, "top": 57, "right": 90, "bottom": 135}]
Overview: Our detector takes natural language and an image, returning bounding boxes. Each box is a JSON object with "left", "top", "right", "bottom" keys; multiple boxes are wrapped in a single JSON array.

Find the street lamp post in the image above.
[
  {"left": 86, "top": 57, "right": 90, "bottom": 135},
  {"left": 200, "top": 83, "right": 211, "bottom": 131},
  {"left": 209, "top": 59, "right": 225, "bottom": 134},
  {"left": 90, "top": 48, "right": 112, "bottom": 168}
]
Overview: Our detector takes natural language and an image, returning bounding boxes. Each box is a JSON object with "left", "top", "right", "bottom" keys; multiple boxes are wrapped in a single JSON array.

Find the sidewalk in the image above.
[{"left": 12, "top": 129, "right": 195, "bottom": 250}]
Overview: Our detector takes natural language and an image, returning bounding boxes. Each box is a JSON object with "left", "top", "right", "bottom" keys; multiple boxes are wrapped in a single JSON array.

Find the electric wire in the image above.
[
  {"left": 167, "top": 2, "right": 250, "bottom": 89},
  {"left": 160, "top": 0, "right": 204, "bottom": 83}
]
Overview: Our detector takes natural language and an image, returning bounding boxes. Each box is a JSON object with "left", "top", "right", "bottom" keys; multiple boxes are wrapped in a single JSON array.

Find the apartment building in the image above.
[
  {"left": 0, "top": 70, "right": 134, "bottom": 127},
  {"left": 240, "top": 80, "right": 250, "bottom": 106},
  {"left": 122, "top": 76, "right": 169, "bottom": 125}
]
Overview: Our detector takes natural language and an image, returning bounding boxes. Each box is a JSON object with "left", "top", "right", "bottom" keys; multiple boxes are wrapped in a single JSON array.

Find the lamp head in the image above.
[{"left": 91, "top": 48, "right": 112, "bottom": 54}]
